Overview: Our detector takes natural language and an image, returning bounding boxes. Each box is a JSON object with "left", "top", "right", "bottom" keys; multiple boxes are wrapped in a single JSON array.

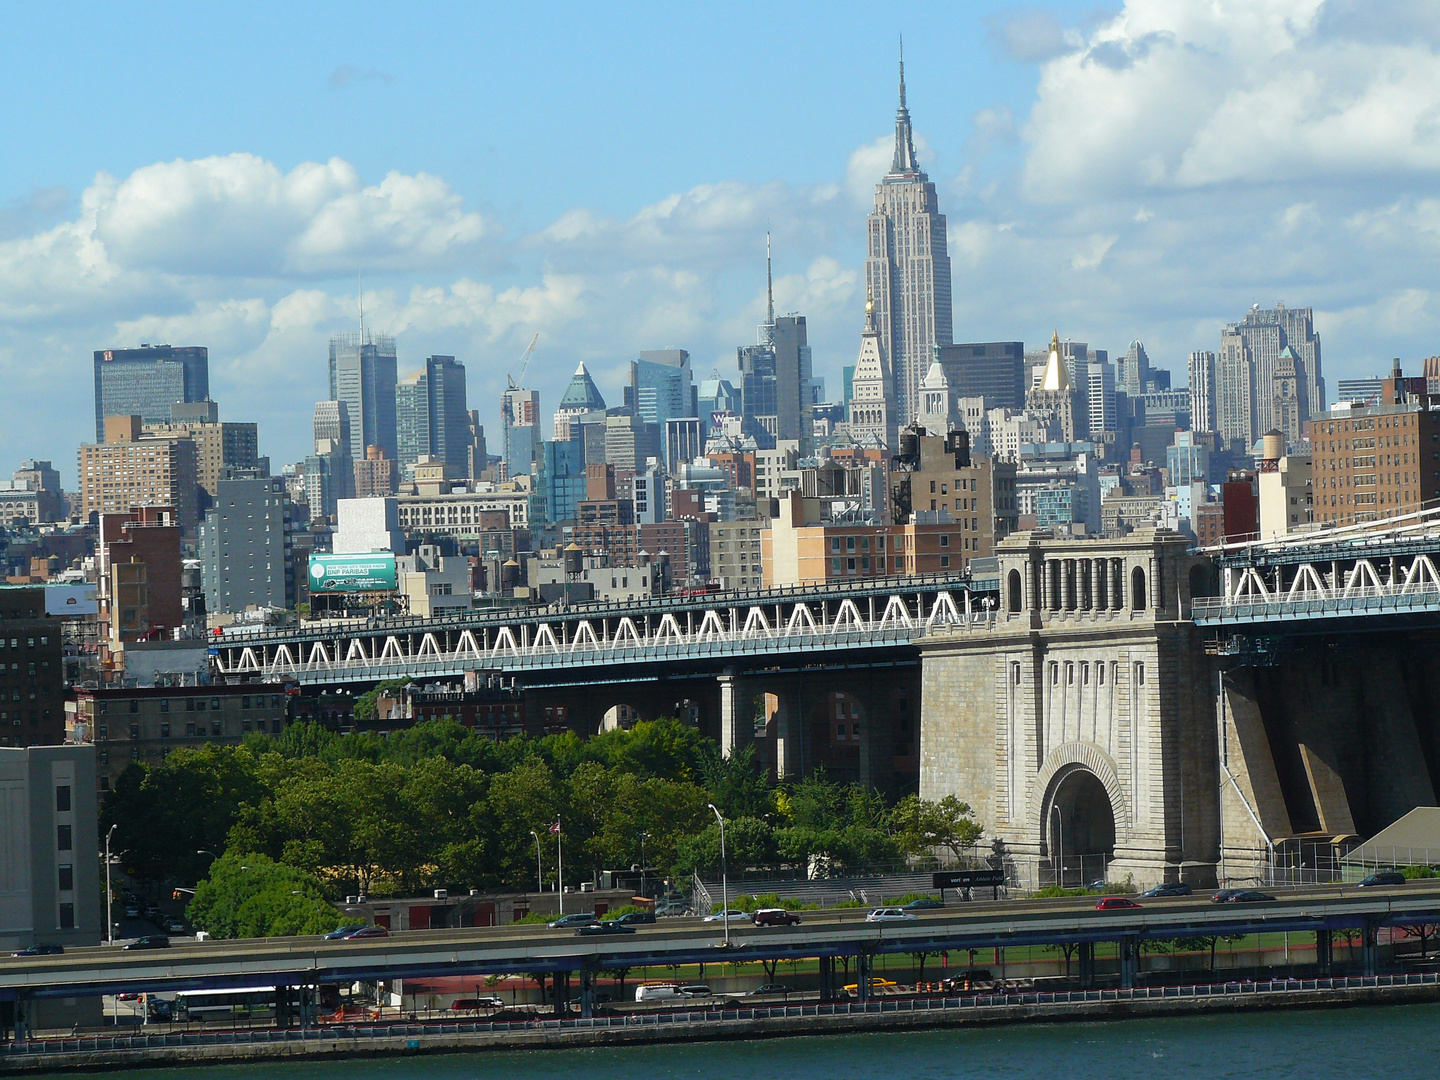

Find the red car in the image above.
[{"left": 1095, "top": 896, "right": 1142, "bottom": 910}]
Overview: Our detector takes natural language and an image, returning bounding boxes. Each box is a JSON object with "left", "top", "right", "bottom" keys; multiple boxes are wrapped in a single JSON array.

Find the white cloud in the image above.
[{"left": 1022, "top": 0, "right": 1440, "bottom": 201}]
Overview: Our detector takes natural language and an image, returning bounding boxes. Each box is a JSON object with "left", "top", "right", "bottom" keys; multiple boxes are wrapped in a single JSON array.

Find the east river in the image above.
[{"left": 108, "top": 1002, "right": 1438, "bottom": 1079}]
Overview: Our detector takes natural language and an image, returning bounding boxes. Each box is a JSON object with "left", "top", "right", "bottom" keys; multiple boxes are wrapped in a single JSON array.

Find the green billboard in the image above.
[{"left": 307, "top": 553, "right": 398, "bottom": 593}]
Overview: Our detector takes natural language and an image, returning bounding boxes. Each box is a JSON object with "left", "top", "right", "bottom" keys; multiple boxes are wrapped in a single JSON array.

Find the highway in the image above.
[{"left": 3, "top": 883, "right": 1439, "bottom": 1001}]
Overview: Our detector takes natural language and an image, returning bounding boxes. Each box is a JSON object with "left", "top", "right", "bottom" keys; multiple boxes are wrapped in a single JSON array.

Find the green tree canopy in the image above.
[{"left": 187, "top": 853, "right": 337, "bottom": 938}]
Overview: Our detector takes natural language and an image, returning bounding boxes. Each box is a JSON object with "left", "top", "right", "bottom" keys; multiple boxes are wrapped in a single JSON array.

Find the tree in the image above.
[
  {"left": 187, "top": 853, "right": 337, "bottom": 938},
  {"left": 889, "top": 794, "right": 985, "bottom": 863},
  {"left": 1396, "top": 924, "right": 1440, "bottom": 959},
  {"left": 351, "top": 679, "right": 411, "bottom": 723}
]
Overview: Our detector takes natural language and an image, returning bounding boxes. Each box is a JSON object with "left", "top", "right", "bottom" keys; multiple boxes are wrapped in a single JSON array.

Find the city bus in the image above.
[{"left": 173, "top": 986, "right": 278, "bottom": 1023}]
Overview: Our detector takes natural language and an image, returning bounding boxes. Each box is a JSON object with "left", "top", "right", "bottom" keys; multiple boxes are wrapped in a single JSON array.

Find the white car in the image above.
[
  {"left": 865, "top": 907, "right": 917, "bottom": 923},
  {"left": 702, "top": 909, "right": 749, "bottom": 923}
]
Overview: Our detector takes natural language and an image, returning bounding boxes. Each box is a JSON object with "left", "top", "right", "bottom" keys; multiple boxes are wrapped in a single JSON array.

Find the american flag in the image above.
[{"left": 549, "top": 821, "right": 561, "bottom": 835}]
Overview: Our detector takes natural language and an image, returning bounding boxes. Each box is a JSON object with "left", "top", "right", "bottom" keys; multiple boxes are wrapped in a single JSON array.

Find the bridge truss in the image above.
[
  {"left": 1194, "top": 506, "right": 1440, "bottom": 628},
  {"left": 214, "top": 576, "right": 998, "bottom": 686}
]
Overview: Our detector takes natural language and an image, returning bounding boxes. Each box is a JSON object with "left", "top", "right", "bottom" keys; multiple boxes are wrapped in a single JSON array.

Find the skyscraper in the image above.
[
  {"left": 846, "top": 296, "right": 897, "bottom": 449},
  {"left": 328, "top": 333, "right": 398, "bottom": 463},
  {"left": 864, "top": 52, "right": 952, "bottom": 426},
  {"left": 1188, "top": 351, "right": 1217, "bottom": 434},
  {"left": 553, "top": 362, "right": 607, "bottom": 441},
  {"left": 631, "top": 349, "right": 694, "bottom": 456},
  {"left": 396, "top": 355, "right": 469, "bottom": 476},
  {"left": 1219, "top": 304, "right": 1323, "bottom": 439},
  {"left": 93, "top": 345, "right": 209, "bottom": 441},
  {"left": 501, "top": 387, "right": 541, "bottom": 481}
]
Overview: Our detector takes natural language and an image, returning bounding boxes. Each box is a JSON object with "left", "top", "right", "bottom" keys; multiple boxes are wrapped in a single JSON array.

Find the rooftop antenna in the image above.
[
  {"left": 766, "top": 231, "right": 774, "bottom": 328},
  {"left": 358, "top": 272, "right": 366, "bottom": 345}
]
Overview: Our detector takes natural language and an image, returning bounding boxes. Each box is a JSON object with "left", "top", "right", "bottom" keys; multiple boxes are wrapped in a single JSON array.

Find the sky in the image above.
[{"left": 3, "top": 0, "right": 1440, "bottom": 485}]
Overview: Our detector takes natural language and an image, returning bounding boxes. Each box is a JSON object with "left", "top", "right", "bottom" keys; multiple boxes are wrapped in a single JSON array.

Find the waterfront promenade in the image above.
[{"left": 3, "top": 974, "right": 1438, "bottom": 1072}]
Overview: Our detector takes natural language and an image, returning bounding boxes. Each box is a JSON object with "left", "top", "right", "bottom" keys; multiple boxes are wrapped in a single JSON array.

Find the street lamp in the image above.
[
  {"left": 104, "top": 825, "right": 118, "bottom": 945},
  {"left": 707, "top": 804, "right": 729, "bottom": 948},
  {"left": 529, "top": 830, "right": 543, "bottom": 895},
  {"left": 1050, "top": 805, "right": 1064, "bottom": 891},
  {"left": 640, "top": 832, "right": 650, "bottom": 901}
]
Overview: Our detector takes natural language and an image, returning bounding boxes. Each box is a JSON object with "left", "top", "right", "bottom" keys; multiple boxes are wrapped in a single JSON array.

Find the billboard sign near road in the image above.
[
  {"left": 307, "top": 553, "right": 398, "bottom": 593},
  {"left": 933, "top": 869, "right": 1005, "bottom": 890}
]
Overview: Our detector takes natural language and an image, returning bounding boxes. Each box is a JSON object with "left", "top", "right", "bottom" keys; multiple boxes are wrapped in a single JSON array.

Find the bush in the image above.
[{"left": 1401, "top": 866, "right": 1440, "bottom": 879}]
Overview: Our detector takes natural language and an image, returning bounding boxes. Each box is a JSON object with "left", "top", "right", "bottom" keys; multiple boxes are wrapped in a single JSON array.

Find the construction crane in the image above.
[{"left": 507, "top": 333, "right": 539, "bottom": 390}]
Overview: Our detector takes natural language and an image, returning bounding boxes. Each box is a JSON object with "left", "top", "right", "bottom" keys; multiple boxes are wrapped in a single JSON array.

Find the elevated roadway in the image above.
[{"left": 3, "top": 883, "right": 1437, "bottom": 1003}]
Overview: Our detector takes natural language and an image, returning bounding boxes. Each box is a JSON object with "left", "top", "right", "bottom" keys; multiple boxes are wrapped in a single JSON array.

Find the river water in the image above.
[{"left": 125, "top": 1002, "right": 1437, "bottom": 1079}]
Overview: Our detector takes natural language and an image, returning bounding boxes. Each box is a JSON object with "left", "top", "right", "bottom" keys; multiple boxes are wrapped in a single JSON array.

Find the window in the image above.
[
  {"left": 58, "top": 903, "right": 74, "bottom": 930},
  {"left": 159, "top": 699, "right": 169, "bottom": 713},
  {"left": 241, "top": 696, "right": 251, "bottom": 709},
  {"left": 196, "top": 699, "right": 206, "bottom": 711},
  {"left": 211, "top": 699, "right": 221, "bottom": 711},
  {"left": 97, "top": 723, "right": 107, "bottom": 740},
  {"left": 128, "top": 700, "right": 139, "bottom": 714},
  {"left": 57, "top": 864, "right": 72, "bottom": 891},
  {"left": 55, "top": 785, "right": 69, "bottom": 813},
  {"left": 160, "top": 723, "right": 170, "bottom": 739},
  {"left": 56, "top": 825, "right": 71, "bottom": 852},
  {"left": 940, "top": 555, "right": 950, "bottom": 567},
  {"left": 186, "top": 722, "right": 196, "bottom": 736},
  {"left": 211, "top": 721, "right": 221, "bottom": 736},
  {"left": 99, "top": 775, "right": 109, "bottom": 791},
  {"left": 940, "top": 534, "right": 949, "bottom": 547}
]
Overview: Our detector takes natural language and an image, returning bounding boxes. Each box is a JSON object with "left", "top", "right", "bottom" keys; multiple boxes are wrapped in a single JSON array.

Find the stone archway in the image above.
[{"left": 1031, "top": 744, "right": 1129, "bottom": 889}]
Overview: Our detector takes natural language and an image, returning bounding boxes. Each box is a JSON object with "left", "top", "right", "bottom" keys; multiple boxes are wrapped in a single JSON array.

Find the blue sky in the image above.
[{"left": 3, "top": 0, "right": 1439, "bottom": 483}]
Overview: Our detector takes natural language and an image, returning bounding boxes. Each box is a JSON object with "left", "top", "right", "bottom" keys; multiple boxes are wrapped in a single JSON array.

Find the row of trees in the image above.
[{"left": 102, "top": 718, "right": 984, "bottom": 908}]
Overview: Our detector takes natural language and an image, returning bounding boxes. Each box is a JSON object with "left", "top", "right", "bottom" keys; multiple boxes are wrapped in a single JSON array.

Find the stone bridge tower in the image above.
[{"left": 919, "top": 528, "right": 1216, "bottom": 889}]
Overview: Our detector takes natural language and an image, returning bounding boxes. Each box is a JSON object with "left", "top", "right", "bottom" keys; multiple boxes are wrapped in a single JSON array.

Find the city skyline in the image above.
[{"left": 3, "top": 1, "right": 1440, "bottom": 481}]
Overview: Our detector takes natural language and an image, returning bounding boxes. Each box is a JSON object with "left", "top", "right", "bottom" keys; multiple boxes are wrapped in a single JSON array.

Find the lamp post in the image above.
[
  {"left": 530, "top": 830, "right": 543, "bottom": 895},
  {"left": 640, "top": 832, "right": 650, "bottom": 901},
  {"left": 555, "top": 820, "right": 564, "bottom": 916},
  {"left": 708, "top": 804, "right": 729, "bottom": 948},
  {"left": 1050, "top": 805, "right": 1064, "bottom": 890},
  {"left": 104, "top": 825, "right": 117, "bottom": 945}
]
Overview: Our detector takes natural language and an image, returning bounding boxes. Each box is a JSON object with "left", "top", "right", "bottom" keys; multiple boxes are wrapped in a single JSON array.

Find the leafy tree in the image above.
[
  {"left": 187, "top": 853, "right": 337, "bottom": 938},
  {"left": 889, "top": 795, "right": 985, "bottom": 862},
  {"left": 351, "top": 679, "right": 411, "bottom": 723}
]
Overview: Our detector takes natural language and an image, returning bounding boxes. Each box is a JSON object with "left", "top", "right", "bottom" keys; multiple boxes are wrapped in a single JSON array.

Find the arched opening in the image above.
[
  {"left": 1045, "top": 767, "right": 1117, "bottom": 889},
  {"left": 599, "top": 704, "right": 641, "bottom": 733},
  {"left": 1007, "top": 568, "right": 1023, "bottom": 613},
  {"left": 1130, "top": 566, "right": 1147, "bottom": 611},
  {"left": 1188, "top": 563, "right": 1214, "bottom": 600}
]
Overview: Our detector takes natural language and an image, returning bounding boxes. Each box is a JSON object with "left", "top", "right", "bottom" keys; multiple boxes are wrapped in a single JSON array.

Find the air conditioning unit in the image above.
[{"left": 434, "top": 889, "right": 448, "bottom": 900}]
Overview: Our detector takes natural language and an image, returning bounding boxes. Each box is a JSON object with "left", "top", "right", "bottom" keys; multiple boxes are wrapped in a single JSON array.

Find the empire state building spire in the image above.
[{"left": 890, "top": 38, "right": 920, "bottom": 176}]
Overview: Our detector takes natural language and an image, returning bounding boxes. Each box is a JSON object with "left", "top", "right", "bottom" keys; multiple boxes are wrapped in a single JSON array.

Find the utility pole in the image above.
[{"left": 104, "top": 825, "right": 117, "bottom": 945}]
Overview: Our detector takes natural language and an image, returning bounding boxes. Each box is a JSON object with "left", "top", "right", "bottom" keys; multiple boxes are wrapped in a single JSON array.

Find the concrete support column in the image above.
[
  {"left": 1315, "top": 930, "right": 1332, "bottom": 974},
  {"left": 579, "top": 962, "right": 595, "bottom": 1018},
  {"left": 1362, "top": 920, "right": 1380, "bottom": 977},
  {"left": 1119, "top": 936, "right": 1139, "bottom": 989},
  {"left": 773, "top": 683, "right": 802, "bottom": 780},
  {"left": 856, "top": 953, "right": 871, "bottom": 1003},
  {"left": 552, "top": 971, "right": 568, "bottom": 1017},
  {"left": 1078, "top": 941, "right": 1095, "bottom": 988},
  {"left": 819, "top": 955, "right": 835, "bottom": 1002},
  {"left": 718, "top": 668, "right": 746, "bottom": 759}
]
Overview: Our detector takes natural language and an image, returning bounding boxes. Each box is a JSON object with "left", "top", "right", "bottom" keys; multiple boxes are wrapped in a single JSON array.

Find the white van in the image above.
[{"left": 635, "top": 984, "right": 684, "bottom": 1002}]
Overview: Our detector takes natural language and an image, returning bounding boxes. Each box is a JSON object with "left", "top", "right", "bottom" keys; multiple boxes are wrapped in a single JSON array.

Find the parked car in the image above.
[
  {"left": 1139, "top": 882, "right": 1193, "bottom": 898},
  {"left": 753, "top": 908, "right": 802, "bottom": 926},
  {"left": 678, "top": 984, "right": 713, "bottom": 998},
  {"left": 1210, "top": 889, "right": 1243, "bottom": 903},
  {"left": 12, "top": 944, "right": 63, "bottom": 957},
  {"left": 450, "top": 997, "right": 505, "bottom": 1012},
  {"left": 576, "top": 921, "right": 636, "bottom": 936},
  {"left": 548, "top": 912, "right": 598, "bottom": 929},
  {"left": 654, "top": 901, "right": 690, "bottom": 917},
  {"left": 123, "top": 936, "right": 170, "bottom": 951},
  {"left": 903, "top": 897, "right": 945, "bottom": 910},
  {"left": 634, "top": 984, "right": 684, "bottom": 1002},
  {"left": 345, "top": 925, "right": 390, "bottom": 938},
  {"left": 865, "top": 907, "right": 917, "bottom": 923},
  {"left": 323, "top": 925, "right": 367, "bottom": 940},
  {"left": 1358, "top": 871, "right": 1406, "bottom": 888},
  {"left": 1225, "top": 890, "right": 1276, "bottom": 903},
  {"left": 164, "top": 917, "right": 187, "bottom": 934},
  {"left": 841, "top": 977, "right": 898, "bottom": 993},
  {"left": 611, "top": 910, "right": 656, "bottom": 925},
  {"left": 747, "top": 984, "right": 791, "bottom": 996},
  {"left": 702, "top": 909, "right": 749, "bottom": 923}
]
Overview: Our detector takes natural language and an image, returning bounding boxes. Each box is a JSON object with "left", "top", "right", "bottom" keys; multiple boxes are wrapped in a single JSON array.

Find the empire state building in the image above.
[{"left": 864, "top": 54, "right": 953, "bottom": 427}]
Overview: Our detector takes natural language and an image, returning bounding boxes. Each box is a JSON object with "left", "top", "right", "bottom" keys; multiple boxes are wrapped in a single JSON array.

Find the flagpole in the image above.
[{"left": 556, "top": 819, "right": 564, "bottom": 915}]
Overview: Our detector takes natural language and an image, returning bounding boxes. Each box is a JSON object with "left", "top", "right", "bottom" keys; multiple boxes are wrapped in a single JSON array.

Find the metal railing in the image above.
[{"left": 8, "top": 973, "right": 1437, "bottom": 1058}]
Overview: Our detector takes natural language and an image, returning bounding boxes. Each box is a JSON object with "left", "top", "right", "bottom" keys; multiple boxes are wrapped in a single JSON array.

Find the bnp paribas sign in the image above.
[{"left": 307, "top": 553, "right": 398, "bottom": 593}]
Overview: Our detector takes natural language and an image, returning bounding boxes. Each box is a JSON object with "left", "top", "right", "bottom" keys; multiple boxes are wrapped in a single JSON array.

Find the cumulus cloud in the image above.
[
  {"left": 988, "top": 8, "right": 1089, "bottom": 62},
  {"left": 1022, "top": 0, "right": 1440, "bottom": 201}
]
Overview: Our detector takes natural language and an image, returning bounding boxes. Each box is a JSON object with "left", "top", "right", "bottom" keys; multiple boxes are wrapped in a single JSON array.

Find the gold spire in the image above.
[{"left": 1041, "top": 329, "right": 1071, "bottom": 393}]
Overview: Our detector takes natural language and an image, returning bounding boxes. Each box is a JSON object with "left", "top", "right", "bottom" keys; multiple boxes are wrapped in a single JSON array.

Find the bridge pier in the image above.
[
  {"left": 818, "top": 955, "right": 836, "bottom": 1002},
  {"left": 1118, "top": 935, "right": 1139, "bottom": 989},
  {"left": 718, "top": 668, "right": 752, "bottom": 759},
  {"left": 1315, "top": 929, "right": 1333, "bottom": 974},
  {"left": 1361, "top": 919, "right": 1380, "bottom": 977},
  {"left": 1077, "top": 941, "right": 1095, "bottom": 988}
]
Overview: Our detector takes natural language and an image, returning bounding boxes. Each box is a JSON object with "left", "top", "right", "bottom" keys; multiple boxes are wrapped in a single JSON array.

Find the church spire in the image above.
[{"left": 890, "top": 37, "right": 919, "bottom": 176}]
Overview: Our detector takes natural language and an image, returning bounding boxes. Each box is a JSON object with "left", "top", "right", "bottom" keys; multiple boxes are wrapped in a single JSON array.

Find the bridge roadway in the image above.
[{"left": 3, "top": 883, "right": 1437, "bottom": 1002}]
